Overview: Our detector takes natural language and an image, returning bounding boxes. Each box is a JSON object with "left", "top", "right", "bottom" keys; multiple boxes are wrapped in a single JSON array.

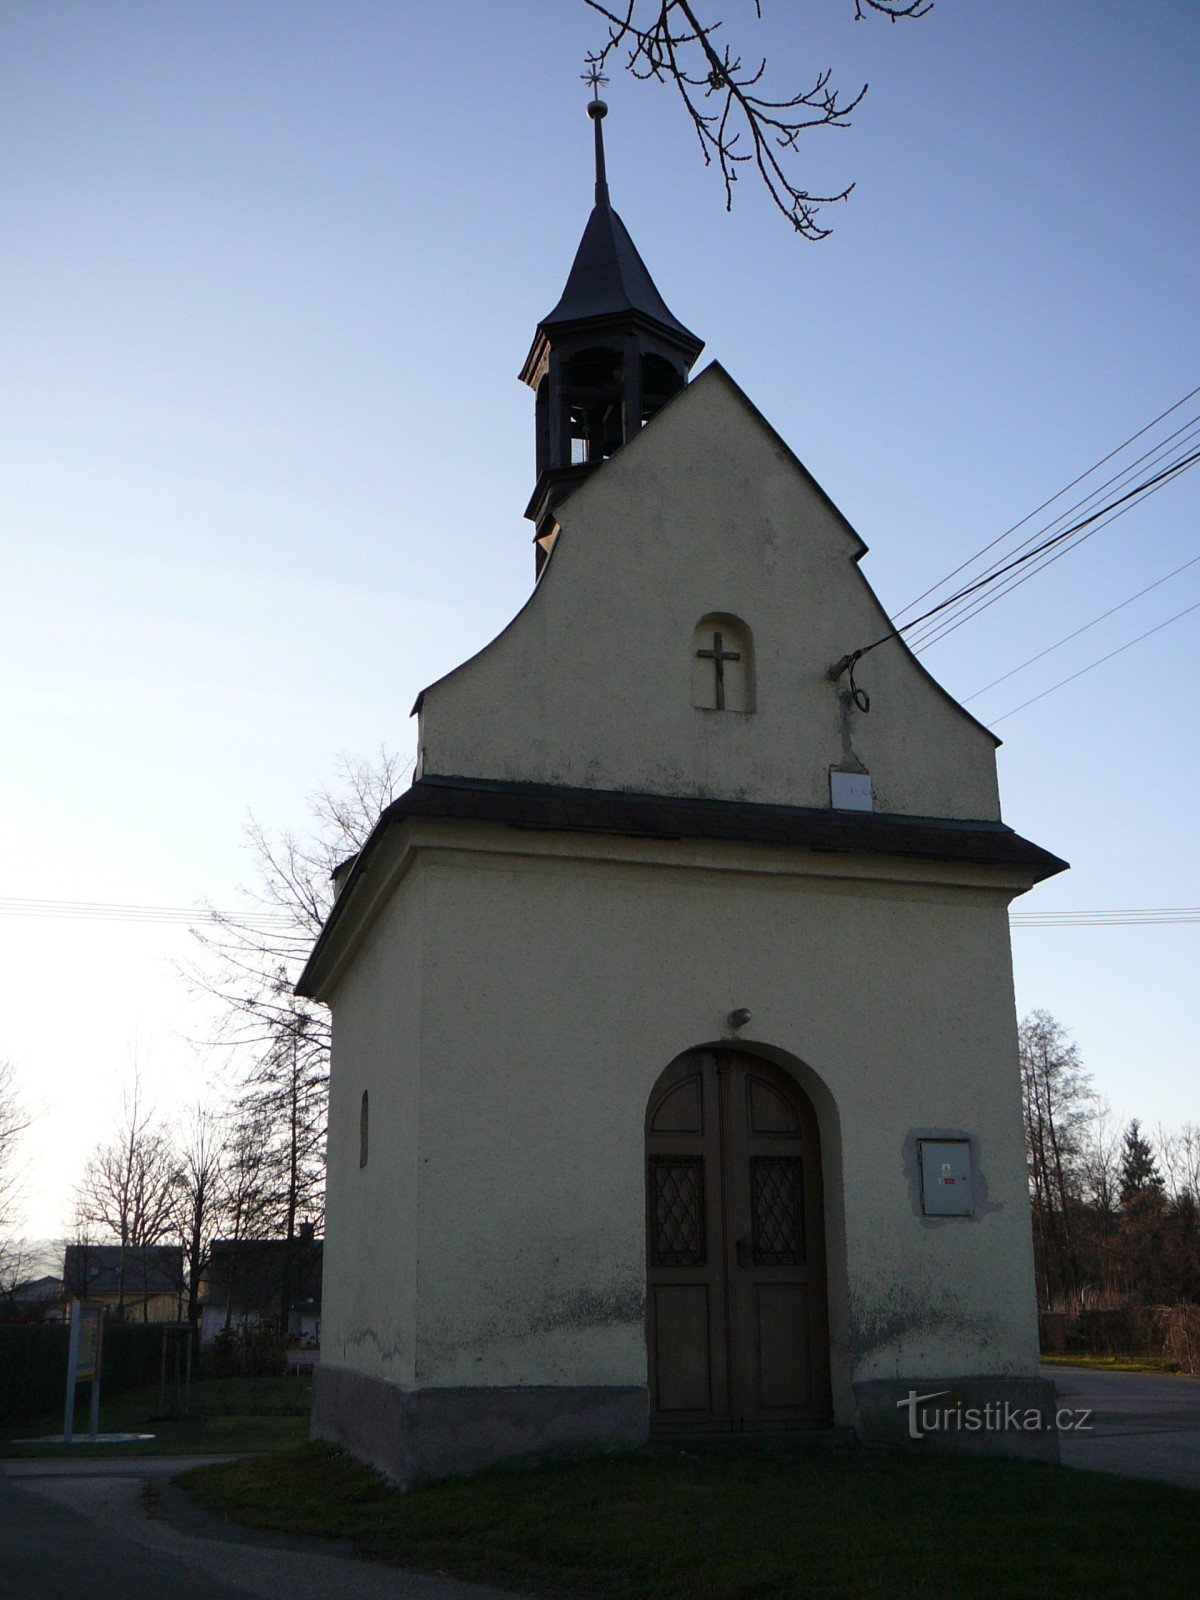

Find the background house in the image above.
[
  {"left": 61, "top": 1243, "right": 183, "bottom": 1322},
  {"left": 0, "top": 1274, "right": 63, "bottom": 1323},
  {"left": 198, "top": 1227, "right": 322, "bottom": 1348}
]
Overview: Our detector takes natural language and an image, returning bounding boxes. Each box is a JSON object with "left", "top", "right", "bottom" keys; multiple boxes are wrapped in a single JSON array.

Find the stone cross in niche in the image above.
[{"left": 696, "top": 631, "right": 742, "bottom": 711}]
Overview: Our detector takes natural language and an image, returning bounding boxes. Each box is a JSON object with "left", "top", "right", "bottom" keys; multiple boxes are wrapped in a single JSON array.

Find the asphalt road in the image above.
[
  {"left": 0, "top": 1456, "right": 526, "bottom": 1600},
  {"left": 1045, "top": 1365, "right": 1200, "bottom": 1491}
]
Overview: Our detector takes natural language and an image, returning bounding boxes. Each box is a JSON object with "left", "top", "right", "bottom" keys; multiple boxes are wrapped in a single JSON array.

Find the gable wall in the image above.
[{"left": 418, "top": 369, "right": 1000, "bottom": 821}]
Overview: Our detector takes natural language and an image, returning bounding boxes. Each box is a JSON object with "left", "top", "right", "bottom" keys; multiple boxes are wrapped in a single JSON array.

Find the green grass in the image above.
[
  {"left": 1, "top": 1374, "right": 312, "bottom": 1458},
  {"left": 181, "top": 1438, "right": 1200, "bottom": 1599},
  {"left": 1041, "top": 1353, "right": 1179, "bottom": 1374}
]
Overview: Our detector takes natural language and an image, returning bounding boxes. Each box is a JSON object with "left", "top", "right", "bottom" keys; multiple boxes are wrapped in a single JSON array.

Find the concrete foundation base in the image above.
[
  {"left": 853, "top": 1374, "right": 1061, "bottom": 1462},
  {"left": 313, "top": 1367, "right": 1061, "bottom": 1483},
  {"left": 311, "top": 1365, "right": 650, "bottom": 1485}
]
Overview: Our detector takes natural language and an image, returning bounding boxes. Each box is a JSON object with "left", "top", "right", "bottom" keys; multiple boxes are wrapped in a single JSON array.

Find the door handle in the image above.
[{"left": 736, "top": 1236, "right": 751, "bottom": 1269}]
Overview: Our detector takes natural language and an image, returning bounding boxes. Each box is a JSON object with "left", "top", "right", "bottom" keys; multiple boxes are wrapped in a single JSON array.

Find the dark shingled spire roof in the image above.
[
  {"left": 537, "top": 92, "right": 701, "bottom": 349},
  {"left": 539, "top": 199, "right": 700, "bottom": 344}
]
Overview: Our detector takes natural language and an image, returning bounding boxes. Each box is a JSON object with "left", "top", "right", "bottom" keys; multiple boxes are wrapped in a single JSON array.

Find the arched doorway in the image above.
[{"left": 645, "top": 1048, "right": 832, "bottom": 1433}]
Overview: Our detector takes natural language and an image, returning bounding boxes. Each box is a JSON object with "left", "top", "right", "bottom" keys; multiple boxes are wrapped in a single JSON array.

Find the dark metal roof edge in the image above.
[
  {"left": 296, "top": 775, "right": 1067, "bottom": 997},
  {"left": 409, "top": 773, "right": 1062, "bottom": 844}
]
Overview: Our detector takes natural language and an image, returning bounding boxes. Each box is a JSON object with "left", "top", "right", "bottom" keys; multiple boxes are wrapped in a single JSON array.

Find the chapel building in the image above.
[{"left": 299, "top": 95, "right": 1067, "bottom": 1485}]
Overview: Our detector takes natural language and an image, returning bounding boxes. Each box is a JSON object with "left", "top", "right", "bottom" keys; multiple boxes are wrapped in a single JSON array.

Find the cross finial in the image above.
[
  {"left": 582, "top": 61, "right": 609, "bottom": 101},
  {"left": 581, "top": 59, "right": 610, "bottom": 201}
]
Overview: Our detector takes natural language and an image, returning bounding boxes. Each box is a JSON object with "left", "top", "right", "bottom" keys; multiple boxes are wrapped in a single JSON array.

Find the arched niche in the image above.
[{"left": 692, "top": 612, "right": 755, "bottom": 713}]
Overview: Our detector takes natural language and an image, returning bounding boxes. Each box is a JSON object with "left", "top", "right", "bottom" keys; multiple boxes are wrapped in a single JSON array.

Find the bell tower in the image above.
[{"left": 520, "top": 77, "right": 704, "bottom": 569}]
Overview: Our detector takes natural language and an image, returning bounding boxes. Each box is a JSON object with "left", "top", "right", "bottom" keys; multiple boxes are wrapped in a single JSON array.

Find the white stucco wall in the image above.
[
  {"left": 416, "top": 365, "right": 1001, "bottom": 823},
  {"left": 320, "top": 864, "right": 423, "bottom": 1386},
  {"left": 316, "top": 823, "right": 1042, "bottom": 1428}
]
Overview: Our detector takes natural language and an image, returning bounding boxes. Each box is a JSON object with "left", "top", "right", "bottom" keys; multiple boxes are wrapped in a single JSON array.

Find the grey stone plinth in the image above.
[{"left": 312, "top": 1365, "right": 649, "bottom": 1485}]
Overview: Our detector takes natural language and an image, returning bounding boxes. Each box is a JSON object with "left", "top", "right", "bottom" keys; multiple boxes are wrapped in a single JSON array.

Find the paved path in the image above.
[
  {"left": 0, "top": 1456, "right": 527, "bottom": 1600},
  {"left": 1044, "top": 1365, "right": 1200, "bottom": 1491}
]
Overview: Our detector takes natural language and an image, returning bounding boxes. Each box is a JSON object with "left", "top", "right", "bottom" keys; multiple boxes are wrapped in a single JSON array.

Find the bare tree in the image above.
[
  {"left": 210, "top": 1111, "right": 275, "bottom": 1335},
  {"left": 170, "top": 1103, "right": 225, "bottom": 1332},
  {"left": 189, "top": 750, "right": 405, "bottom": 1070},
  {"left": 0, "top": 1060, "right": 30, "bottom": 1292},
  {"left": 236, "top": 1010, "right": 329, "bottom": 1334},
  {"left": 1078, "top": 1099, "right": 1124, "bottom": 1219},
  {"left": 1157, "top": 1123, "right": 1200, "bottom": 1210},
  {"left": 583, "top": 0, "right": 930, "bottom": 239},
  {"left": 1019, "top": 1011, "right": 1095, "bottom": 1308},
  {"left": 74, "top": 1068, "right": 178, "bottom": 1319},
  {"left": 188, "top": 749, "right": 406, "bottom": 1323},
  {"left": 61, "top": 1209, "right": 105, "bottom": 1300}
]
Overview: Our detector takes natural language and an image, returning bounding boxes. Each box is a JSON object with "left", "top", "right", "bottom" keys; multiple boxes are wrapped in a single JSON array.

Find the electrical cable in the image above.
[
  {"left": 0, "top": 897, "right": 294, "bottom": 926},
  {"left": 1011, "top": 908, "right": 1200, "bottom": 926},
  {"left": 839, "top": 442, "right": 1200, "bottom": 670},
  {"left": 905, "top": 419, "right": 1200, "bottom": 652},
  {"left": 963, "top": 553, "right": 1200, "bottom": 701},
  {"left": 893, "top": 382, "right": 1200, "bottom": 622},
  {"left": 909, "top": 463, "right": 1196, "bottom": 654},
  {"left": 3, "top": 894, "right": 1193, "bottom": 931},
  {"left": 989, "top": 598, "right": 1200, "bottom": 723}
]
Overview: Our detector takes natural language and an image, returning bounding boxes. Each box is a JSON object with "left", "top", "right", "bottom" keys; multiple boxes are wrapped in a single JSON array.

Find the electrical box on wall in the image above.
[
  {"left": 830, "top": 770, "right": 874, "bottom": 811},
  {"left": 919, "top": 1139, "right": 974, "bottom": 1216}
]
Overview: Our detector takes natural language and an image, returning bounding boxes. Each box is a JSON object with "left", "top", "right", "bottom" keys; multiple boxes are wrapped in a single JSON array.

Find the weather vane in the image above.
[{"left": 582, "top": 61, "right": 609, "bottom": 101}]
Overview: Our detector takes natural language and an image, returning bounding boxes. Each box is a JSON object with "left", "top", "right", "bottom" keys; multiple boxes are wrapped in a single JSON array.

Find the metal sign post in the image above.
[{"left": 62, "top": 1298, "right": 105, "bottom": 1443}]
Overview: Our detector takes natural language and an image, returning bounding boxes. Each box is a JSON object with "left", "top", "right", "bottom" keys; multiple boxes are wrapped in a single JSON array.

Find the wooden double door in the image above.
[{"left": 646, "top": 1050, "right": 831, "bottom": 1433}]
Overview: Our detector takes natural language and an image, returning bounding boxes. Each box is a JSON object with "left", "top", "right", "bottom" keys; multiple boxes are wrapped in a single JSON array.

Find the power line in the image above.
[
  {"left": 1, "top": 897, "right": 1193, "bottom": 936},
  {"left": 963, "top": 553, "right": 1200, "bottom": 702},
  {"left": 989, "top": 598, "right": 1200, "bottom": 723},
  {"left": 1011, "top": 908, "right": 1200, "bottom": 927},
  {"left": 893, "top": 443, "right": 1200, "bottom": 650},
  {"left": 837, "top": 442, "right": 1200, "bottom": 674},
  {"left": 893, "top": 382, "right": 1200, "bottom": 622},
  {"left": 908, "top": 425, "right": 1200, "bottom": 656},
  {"left": 0, "top": 897, "right": 294, "bottom": 927},
  {"left": 908, "top": 411, "right": 1200, "bottom": 642},
  {"left": 908, "top": 470, "right": 1190, "bottom": 654}
]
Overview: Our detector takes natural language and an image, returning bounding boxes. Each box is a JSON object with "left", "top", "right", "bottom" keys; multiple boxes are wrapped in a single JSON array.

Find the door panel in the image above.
[
  {"left": 649, "top": 1072, "right": 704, "bottom": 1135},
  {"left": 755, "top": 1285, "right": 811, "bottom": 1410},
  {"left": 746, "top": 1074, "right": 801, "bottom": 1136},
  {"left": 647, "top": 1050, "right": 831, "bottom": 1433},
  {"left": 652, "top": 1286, "right": 713, "bottom": 1411},
  {"left": 645, "top": 1059, "right": 730, "bottom": 1426}
]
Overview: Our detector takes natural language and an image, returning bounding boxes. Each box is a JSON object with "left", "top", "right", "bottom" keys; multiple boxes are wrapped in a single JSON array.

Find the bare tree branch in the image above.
[
  {"left": 74, "top": 1065, "right": 179, "bottom": 1317},
  {"left": 184, "top": 748, "right": 408, "bottom": 1262},
  {"left": 0, "top": 1062, "right": 34, "bottom": 1297},
  {"left": 582, "top": 0, "right": 929, "bottom": 239}
]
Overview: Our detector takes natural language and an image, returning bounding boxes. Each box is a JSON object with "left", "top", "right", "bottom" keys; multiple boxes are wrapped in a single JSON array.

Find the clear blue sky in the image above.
[{"left": 2, "top": 3, "right": 1197, "bottom": 1240}]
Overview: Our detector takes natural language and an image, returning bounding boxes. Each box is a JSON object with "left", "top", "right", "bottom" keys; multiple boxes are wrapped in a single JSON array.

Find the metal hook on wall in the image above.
[
  {"left": 847, "top": 653, "right": 870, "bottom": 714},
  {"left": 829, "top": 648, "right": 870, "bottom": 713}
]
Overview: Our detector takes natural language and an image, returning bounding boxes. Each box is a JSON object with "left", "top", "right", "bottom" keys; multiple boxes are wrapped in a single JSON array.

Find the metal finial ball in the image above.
[{"left": 587, "top": 98, "right": 608, "bottom": 120}]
